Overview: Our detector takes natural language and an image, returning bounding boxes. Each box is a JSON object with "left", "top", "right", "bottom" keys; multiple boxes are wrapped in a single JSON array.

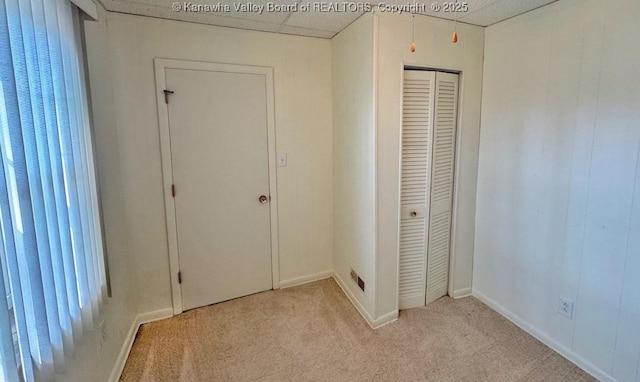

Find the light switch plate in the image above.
[{"left": 277, "top": 153, "right": 287, "bottom": 167}]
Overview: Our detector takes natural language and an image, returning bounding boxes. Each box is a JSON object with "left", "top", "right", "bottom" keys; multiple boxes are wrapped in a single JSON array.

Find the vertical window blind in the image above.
[{"left": 0, "top": 0, "right": 107, "bottom": 380}]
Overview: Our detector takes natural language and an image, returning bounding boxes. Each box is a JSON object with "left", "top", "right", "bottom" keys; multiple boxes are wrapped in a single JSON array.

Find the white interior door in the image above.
[
  {"left": 425, "top": 72, "right": 459, "bottom": 305},
  {"left": 165, "top": 66, "right": 273, "bottom": 311},
  {"left": 399, "top": 70, "right": 459, "bottom": 309},
  {"left": 399, "top": 70, "right": 435, "bottom": 309}
]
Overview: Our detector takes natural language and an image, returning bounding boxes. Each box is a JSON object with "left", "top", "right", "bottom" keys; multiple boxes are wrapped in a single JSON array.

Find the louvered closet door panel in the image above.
[
  {"left": 399, "top": 70, "right": 435, "bottom": 309},
  {"left": 425, "top": 72, "right": 459, "bottom": 305}
]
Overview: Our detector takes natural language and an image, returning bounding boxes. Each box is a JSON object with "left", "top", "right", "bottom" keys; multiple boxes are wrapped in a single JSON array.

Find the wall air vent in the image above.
[{"left": 350, "top": 268, "right": 365, "bottom": 292}]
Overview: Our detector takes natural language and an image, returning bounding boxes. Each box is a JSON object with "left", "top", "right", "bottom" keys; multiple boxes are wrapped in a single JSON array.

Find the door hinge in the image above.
[
  {"left": 163, "top": 89, "right": 174, "bottom": 104},
  {"left": 171, "top": 184, "right": 176, "bottom": 197},
  {"left": 178, "top": 271, "right": 182, "bottom": 284}
]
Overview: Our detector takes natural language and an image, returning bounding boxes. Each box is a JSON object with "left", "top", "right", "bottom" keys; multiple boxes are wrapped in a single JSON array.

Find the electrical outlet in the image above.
[{"left": 558, "top": 298, "right": 574, "bottom": 319}]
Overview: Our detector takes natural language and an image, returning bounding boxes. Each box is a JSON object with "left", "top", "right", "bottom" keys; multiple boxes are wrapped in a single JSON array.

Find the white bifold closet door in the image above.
[{"left": 399, "top": 70, "right": 459, "bottom": 310}]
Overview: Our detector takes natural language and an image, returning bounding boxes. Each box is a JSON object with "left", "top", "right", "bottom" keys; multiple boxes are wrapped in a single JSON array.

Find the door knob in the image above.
[
  {"left": 410, "top": 211, "right": 417, "bottom": 217},
  {"left": 259, "top": 195, "right": 269, "bottom": 204}
]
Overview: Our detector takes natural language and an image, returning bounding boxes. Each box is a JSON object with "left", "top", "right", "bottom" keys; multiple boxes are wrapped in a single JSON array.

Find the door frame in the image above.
[
  {"left": 154, "top": 58, "right": 280, "bottom": 315},
  {"left": 397, "top": 65, "right": 463, "bottom": 308}
]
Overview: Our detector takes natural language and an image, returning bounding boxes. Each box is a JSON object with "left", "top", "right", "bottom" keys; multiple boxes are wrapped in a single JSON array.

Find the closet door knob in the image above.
[
  {"left": 258, "top": 195, "right": 269, "bottom": 204},
  {"left": 410, "top": 211, "right": 417, "bottom": 217}
]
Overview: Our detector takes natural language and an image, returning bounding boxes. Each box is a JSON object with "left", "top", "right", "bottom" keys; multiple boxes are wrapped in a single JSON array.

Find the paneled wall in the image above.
[{"left": 474, "top": 0, "right": 640, "bottom": 380}]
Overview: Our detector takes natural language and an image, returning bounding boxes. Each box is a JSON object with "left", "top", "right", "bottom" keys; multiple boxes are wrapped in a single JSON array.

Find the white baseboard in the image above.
[
  {"left": 452, "top": 287, "right": 472, "bottom": 299},
  {"left": 108, "top": 308, "right": 173, "bottom": 382},
  {"left": 279, "top": 270, "right": 333, "bottom": 289},
  {"left": 135, "top": 308, "right": 174, "bottom": 325},
  {"left": 373, "top": 309, "right": 399, "bottom": 328},
  {"left": 107, "top": 317, "right": 138, "bottom": 382},
  {"left": 332, "top": 272, "right": 376, "bottom": 328},
  {"left": 472, "top": 289, "right": 616, "bottom": 382},
  {"left": 331, "top": 273, "right": 398, "bottom": 329}
]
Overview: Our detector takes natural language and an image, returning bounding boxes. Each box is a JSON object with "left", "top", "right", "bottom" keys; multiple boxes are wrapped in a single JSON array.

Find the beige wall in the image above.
[
  {"left": 103, "top": 13, "right": 334, "bottom": 313},
  {"left": 331, "top": 13, "right": 376, "bottom": 318},
  {"left": 374, "top": 12, "right": 485, "bottom": 318},
  {"left": 79, "top": 2, "right": 640, "bottom": 380},
  {"left": 474, "top": 0, "right": 640, "bottom": 380},
  {"left": 63, "top": 4, "right": 138, "bottom": 381}
]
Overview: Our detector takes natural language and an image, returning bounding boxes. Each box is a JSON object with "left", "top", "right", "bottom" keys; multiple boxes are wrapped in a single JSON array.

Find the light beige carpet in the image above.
[{"left": 120, "top": 278, "right": 594, "bottom": 382}]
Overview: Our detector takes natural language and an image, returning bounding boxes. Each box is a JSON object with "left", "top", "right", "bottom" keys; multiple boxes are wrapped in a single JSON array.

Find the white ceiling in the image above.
[{"left": 96, "top": 0, "right": 558, "bottom": 38}]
